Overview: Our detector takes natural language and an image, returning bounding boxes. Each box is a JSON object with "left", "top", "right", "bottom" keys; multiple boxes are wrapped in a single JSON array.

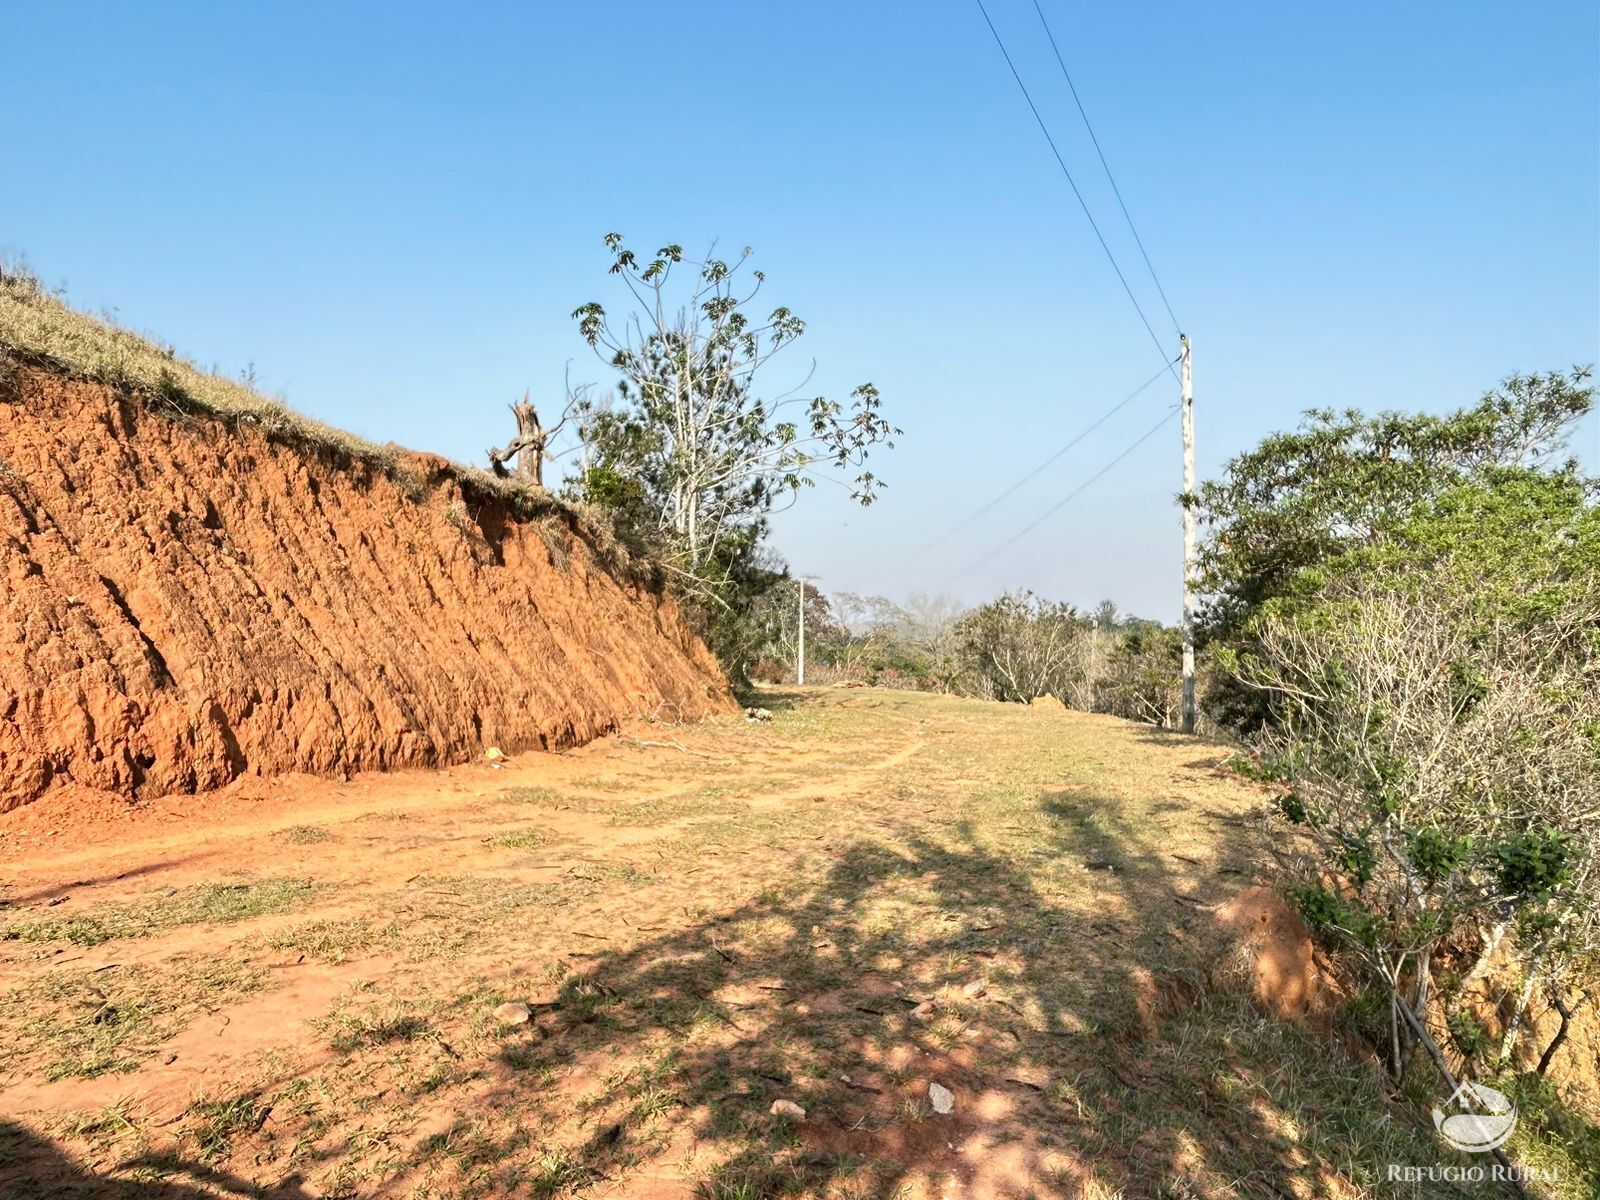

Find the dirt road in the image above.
[{"left": 0, "top": 688, "right": 1457, "bottom": 1198}]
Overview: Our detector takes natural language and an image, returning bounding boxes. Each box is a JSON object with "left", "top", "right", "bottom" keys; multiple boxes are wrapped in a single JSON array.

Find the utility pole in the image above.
[
  {"left": 1180, "top": 335, "right": 1197, "bottom": 734},
  {"left": 796, "top": 576, "right": 809, "bottom": 686}
]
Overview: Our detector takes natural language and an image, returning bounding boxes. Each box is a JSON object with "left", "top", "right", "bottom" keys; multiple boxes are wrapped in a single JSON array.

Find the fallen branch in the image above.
[
  {"left": 620, "top": 736, "right": 713, "bottom": 759},
  {"left": 1392, "top": 992, "right": 1529, "bottom": 1199}
]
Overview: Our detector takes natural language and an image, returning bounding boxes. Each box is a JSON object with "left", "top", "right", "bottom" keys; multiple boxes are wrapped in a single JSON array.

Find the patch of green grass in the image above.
[
  {"left": 499, "top": 787, "right": 567, "bottom": 806},
  {"left": 258, "top": 916, "right": 378, "bottom": 965},
  {"left": 1498, "top": 1072, "right": 1600, "bottom": 1200},
  {"left": 53, "top": 1099, "right": 145, "bottom": 1156},
  {"left": 527, "top": 1148, "right": 590, "bottom": 1199},
  {"left": 322, "top": 1005, "right": 432, "bottom": 1053},
  {"left": 186, "top": 1100, "right": 265, "bottom": 1164},
  {"left": 186, "top": 1092, "right": 267, "bottom": 1163},
  {"left": 0, "top": 956, "right": 268, "bottom": 1081},
  {"left": 487, "top": 829, "right": 549, "bottom": 850},
  {"left": 571, "top": 775, "right": 632, "bottom": 793},
  {"left": 273, "top": 824, "right": 332, "bottom": 845},
  {"left": 0, "top": 878, "right": 324, "bottom": 947},
  {"left": 602, "top": 794, "right": 735, "bottom": 827}
]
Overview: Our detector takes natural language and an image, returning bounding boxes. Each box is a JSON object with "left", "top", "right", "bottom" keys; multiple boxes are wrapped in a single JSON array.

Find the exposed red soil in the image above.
[
  {"left": 0, "top": 366, "right": 730, "bottom": 812},
  {"left": 1212, "top": 885, "right": 1327, "bottom": 1023}
]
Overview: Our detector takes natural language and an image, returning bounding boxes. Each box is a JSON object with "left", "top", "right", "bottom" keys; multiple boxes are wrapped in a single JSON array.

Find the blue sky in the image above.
[{"left": 4, "top": 1, "right": 1596, "bottom": 620}]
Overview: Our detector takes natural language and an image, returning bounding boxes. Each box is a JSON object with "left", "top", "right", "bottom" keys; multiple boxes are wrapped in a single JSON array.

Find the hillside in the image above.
[{"left": 0, "top": 278, "right": 730, "bottom": 811}]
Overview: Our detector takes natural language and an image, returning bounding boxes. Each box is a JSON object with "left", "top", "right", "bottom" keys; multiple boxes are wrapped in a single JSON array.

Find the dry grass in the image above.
[
  {"left": 0, "top": 878, "right": 324, "bottom": 948},
  {"left": 0, "top": 957, "right": 268, "bottom": 1081},
  {"left": 0, "top": 689, "right": 1594, "bottom": 1198},
  {"left": 0, "top": 262, "right": 641, "bottom": 574},
  {"left": 0, "top": 264, "right": 392, "bottom": 465}
]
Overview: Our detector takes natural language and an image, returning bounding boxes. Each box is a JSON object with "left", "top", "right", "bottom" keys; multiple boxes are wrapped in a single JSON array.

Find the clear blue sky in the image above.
[{"left": 4, "top": 1, "right": 1596, "bottom": 620}]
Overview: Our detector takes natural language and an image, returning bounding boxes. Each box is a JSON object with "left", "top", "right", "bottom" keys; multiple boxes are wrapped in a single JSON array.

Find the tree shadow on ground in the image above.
[
  {"left": 0, "top": 773, "right": 1475, "bottom": 1197},
  {"left": 0, "top": 1118, "right": 314, "bottom": 1200},
  {"left": 420, "top": 790, "right": 1405, "bottom": 1198}
]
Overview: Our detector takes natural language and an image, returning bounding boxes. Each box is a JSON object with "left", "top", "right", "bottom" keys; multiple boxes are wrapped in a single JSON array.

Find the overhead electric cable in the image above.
[
  {"left": 920, "top": 357, "right": 1176, "bottom": 551},
  {"left": 971, "top": 0, "right": 1177, "bottom": 376},
  {"left": 1030, "top": 0, "right": 1181, "bottom": 333},
  {"left": 943, "top": 405, "right": 1179, "bottom": 584}
]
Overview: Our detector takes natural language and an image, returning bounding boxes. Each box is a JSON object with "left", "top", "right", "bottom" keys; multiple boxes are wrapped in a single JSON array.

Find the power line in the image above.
[
  {"left": 1030, "top": 0, "right": 1181, "bottom": 334},
  {"left": 971, "top": 0, "right": 1177, "bottom": 376},
  {"left": 942, "top": 405, "right": 1179, "bottom": 585},
  {"left": 921, "top": 357, "right": 1175, "bottom": 551}
]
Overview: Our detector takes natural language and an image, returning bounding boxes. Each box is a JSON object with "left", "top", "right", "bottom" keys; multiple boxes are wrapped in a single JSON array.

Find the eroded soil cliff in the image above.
[{"left": 0, "top": 364, "right": 730, "bottom": 811}]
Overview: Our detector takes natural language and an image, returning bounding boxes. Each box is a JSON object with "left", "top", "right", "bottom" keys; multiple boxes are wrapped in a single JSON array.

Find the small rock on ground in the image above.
[{"left": 493, "top": 1001, "right": 531, "bottom": 1025}]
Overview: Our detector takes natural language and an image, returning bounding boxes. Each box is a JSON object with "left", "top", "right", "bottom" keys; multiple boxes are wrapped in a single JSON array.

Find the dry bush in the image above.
[
  {"left": 949, "top": 591, "right": 1093, "bottom": 704},
  {"left": 1241, "top": 568, "right": 1600, "bottom": 1081}
]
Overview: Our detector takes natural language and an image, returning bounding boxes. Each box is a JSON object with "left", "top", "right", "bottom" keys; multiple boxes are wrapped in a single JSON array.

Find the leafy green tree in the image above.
[
  {"left": 1231, "top": 456, "right": 1600, "bottom": 1096},
  {"left": 1195, "top": 367, "right": 1593, "bottom": 728}
]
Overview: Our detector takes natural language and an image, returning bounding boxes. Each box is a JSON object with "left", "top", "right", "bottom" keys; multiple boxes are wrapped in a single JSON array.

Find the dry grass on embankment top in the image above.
[
  {"left": 1, "top": 688, "right": 1594, "bottom": 1199},
  {"left": 0, "top": 263, "right": 621, "bottom": 547}
]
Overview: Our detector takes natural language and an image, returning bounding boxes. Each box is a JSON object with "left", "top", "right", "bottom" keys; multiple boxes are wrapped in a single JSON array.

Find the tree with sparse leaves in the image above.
[
  {"left": 569, "top": 236, "right": 897, "bottom": 628},
  {"left": 1216, "top": 372, "right": 1600, "bottom": 1139}
]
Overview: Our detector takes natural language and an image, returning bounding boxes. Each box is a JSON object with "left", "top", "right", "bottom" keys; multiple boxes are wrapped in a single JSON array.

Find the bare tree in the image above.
[
  {"left": 951, "top": 592, "right": 1090, "bottom": 703},
  {"left": 488, "top": 390, "right": 578, "bottom": 487}
]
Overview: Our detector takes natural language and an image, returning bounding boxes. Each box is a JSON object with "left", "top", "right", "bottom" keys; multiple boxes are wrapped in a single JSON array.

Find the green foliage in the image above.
[
  {"left": 1333, "top": 832, "right": 1377, "bottom": 888},
  {"left": 565, "top": 235, "right": 897, "bottom": 679},
  {"left": 1214, "top": 367, "right": 1600, "bottom": 1088},
  {"left": 1494, "top": 830, "right": 1574, "bottom": 900},
  {"left": 1196, "top": 367, "right": 1594, "bottom": 729},
  {"left": 1404, "top": 827, "right": 1472, "bottom": 885},
  {"left": 1277, "top": 792, "right": 1309, "bottom": 825},
  {"left": 1446, "top": 1010, "right": 1493, "bottom": 1060},
  {"left": 1291, "top": 885, "right": 1343, "bottom": 931}
]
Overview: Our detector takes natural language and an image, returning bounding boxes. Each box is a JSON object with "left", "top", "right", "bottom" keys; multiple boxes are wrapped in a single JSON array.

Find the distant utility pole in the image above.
[
  {"left": 1180, "top": 335, "right": 1197, "bottom": 734},
  {"left": 796, "top": 575, "right": 816, "bottom": 686}
]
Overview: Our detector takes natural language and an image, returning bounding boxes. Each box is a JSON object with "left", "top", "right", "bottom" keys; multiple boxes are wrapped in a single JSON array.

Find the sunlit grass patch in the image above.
[
  {"left": 258, "top": 916, "right": 379, "bottom": 965},
  {"left": 499, "top": 787, "right": 568, "bottom": 806},
  {"left": 0, "top": 956, "right": 268, "bottom": 1081},
  {"left": 322, "top": 1004, "right": 433, "bottom": 1054},
  {"left": 570, "top": 775, "right": 633, "bottom": 793},
  {"left": 273, "top": 824, "right": 332, "bottom": 845},
  {"left": 487, "top": 829, "right": 550, "bottom": 850},
  {"left": 1, "top": 878, "right": 325, "bottom": 947}
]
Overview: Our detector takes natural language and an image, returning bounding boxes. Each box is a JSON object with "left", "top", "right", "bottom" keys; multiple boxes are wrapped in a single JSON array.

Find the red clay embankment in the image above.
[{"left": 0, "top": 364, "right": 731, "bottom": 811}]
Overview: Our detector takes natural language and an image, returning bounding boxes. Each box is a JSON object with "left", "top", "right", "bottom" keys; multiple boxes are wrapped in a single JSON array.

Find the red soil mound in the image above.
[
  {"left": 0, "top": 366, "right": 731, "bottom": 811},
  {"left": 1212, "top": 886, "right": 1327, "bottom": 1022}
]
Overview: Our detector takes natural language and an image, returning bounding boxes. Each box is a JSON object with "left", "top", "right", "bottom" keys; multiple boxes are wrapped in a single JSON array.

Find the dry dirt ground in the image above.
[{"left": 0, "top": 688, "right": 1582, "bottom": 1199}]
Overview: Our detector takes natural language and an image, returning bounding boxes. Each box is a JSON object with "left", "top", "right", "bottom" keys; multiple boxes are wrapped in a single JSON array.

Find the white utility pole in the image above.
[
  {"left": 1180, "top": 334, "right": 1197, "bottom": 734},
  {"left": 796, "top": 576, "right": 808, "bottom": 686}
]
